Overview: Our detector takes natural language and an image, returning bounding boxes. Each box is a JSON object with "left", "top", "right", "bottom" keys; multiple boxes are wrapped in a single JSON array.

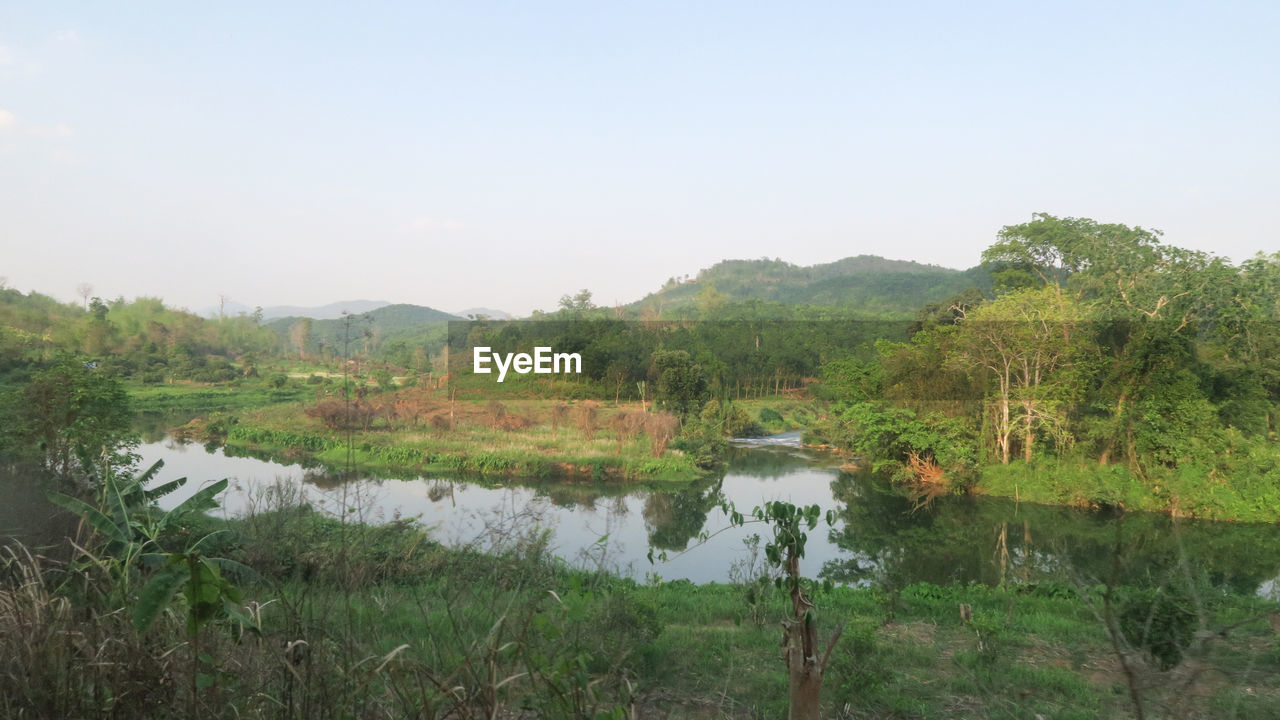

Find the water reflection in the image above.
[
  {"left": 823, "top": 471, "right": 1280, "bottom": 595},
  {"left": 51, "top": 433, "right": 1277, "bottom": 593},
  {"left": 642, "top": 479, "right": 723, "bottom": 551}
]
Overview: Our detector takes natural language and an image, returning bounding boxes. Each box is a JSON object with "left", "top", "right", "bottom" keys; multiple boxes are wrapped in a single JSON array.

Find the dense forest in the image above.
[
  {"left": 629, "top": 254, "right": 992, "bottom": 314},
  {"left": 806, "top": 214, "right": 1280, "bottom": 520}
]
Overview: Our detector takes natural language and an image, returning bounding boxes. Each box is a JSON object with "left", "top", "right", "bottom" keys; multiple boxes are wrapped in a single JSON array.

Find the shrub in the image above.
[
  {"left": 645, "top": 412, "right": 680, "bottom": 457},
  {"left": 428, "top": 412, "right": 452, "bottom": 435},
  {"left": 304, "top": 399, "right": 376, "bottom": 431},
  {"left": 1118, "top": 585, "right": 1197, "bottom": 670},
  {"left": 575, "top": 402, "right": 600, "bottom": 441},
  {"left": 550, "top": 404, "right": 570, "bottom": 431},
  {"left": 609, "top": 410, "right": 645, "bottom": 446}
]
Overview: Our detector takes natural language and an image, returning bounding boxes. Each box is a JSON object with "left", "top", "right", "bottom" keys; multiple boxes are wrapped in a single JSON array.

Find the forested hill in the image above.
[
  {"left": 266, "top": 303, "right": 460, "bottom": 333},
  {"left": 631, "top": 255, "right": 991, "bottom": 315},
  {"left": 266, "top": 303, "right": 462, "bottom": 361},
  {"left": 259, "top": 299, "right": 390, "bottom": 321}
]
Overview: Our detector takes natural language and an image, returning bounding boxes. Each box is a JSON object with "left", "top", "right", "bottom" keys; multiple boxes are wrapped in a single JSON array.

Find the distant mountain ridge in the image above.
[
  {"left": 266, "top": 303, "right": 462, "bottom": 333},
  {"left": 631, "top": 254, "right": 990, "bottom": 315},
  {"left": 454, "top": 307, "right": 513, "bottom": 320},
  {"left": 260, "top": 300, "right": 391, "bottom": 320},
  {"left": 265, "top": 303, "right": 463, "bottom": 357},
  {"left": 198, "top": 299, "right": 392, "bottom": 320},
  {"left": 203, "top": 254, "right": 983, "bottom": 326}
]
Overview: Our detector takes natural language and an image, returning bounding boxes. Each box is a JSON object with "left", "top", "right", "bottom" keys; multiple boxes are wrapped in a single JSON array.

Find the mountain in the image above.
[
  {"left": 454, "top": 307, "right": 513, "bottom": 320},
  {"left": 260, "top": 300, "right": 391, "bottom": 320},
  {"left": 196, "top": 300, "right": 254, "bottom": 318},
  {"left": 266, "top": 303, "right": 464, "bottom": 358},
  {"left": 197, "top": 299, "right": 392, "bottom": 320},
  {"left": 631, "top": 255, "right": 991, "bottom": 315}
]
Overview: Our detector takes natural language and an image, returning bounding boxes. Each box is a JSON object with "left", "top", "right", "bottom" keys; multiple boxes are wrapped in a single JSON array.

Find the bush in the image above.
[
  {"left": 304, "top": 399, "right": 376, "bottom": 431},
  {"left": 828, "top": 621, "right": 892, "bottom": 704},
  {"left": 236, "top": 491, "right": 439, "bottom": 586},
  {"left": 575, "top": 402, "right": 600, "bottom": 441},
  {"left": 722, "top": 404, "right": 763, "bottom": 437},
  {"left": 204, "top": 412, "right": 238, "bottom": 437},
  {"left": 1118, "top": 585, "right": 1197, "bottom": 670},
  {"left": 646, "top": 412, "right": 680, "bottom": 457},
  {"left": 609, "top": 410, "right": 645, "bottom": 446},
  {"left": 671, "top": 418, "right": 726, "bottom": 468}
]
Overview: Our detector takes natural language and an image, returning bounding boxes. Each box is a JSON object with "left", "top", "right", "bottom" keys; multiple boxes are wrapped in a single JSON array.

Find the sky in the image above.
[{"left": 1, "top": 1, "right": 1277, "bottom": 317}]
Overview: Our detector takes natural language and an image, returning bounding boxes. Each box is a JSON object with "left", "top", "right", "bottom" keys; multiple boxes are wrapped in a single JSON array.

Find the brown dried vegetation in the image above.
[
  {"left": 646, "top": 412, "right": 680, "bottom": 457},
  {"left": 609, "top": 410, "right": 647, "bottom": 448},
  {"left": 304, "top": 399, "right": 376, "bottom": 431},
  {"left": 575, "top": 402, "right": 600, "bottom": 441}
]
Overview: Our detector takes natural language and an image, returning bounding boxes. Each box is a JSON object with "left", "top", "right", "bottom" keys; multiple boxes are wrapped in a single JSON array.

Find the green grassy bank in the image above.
[{"left": 6, "top": 495, "right": 1278, "bottom": 720}]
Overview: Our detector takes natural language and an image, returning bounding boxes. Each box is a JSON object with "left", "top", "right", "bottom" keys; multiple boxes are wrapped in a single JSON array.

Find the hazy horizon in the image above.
[
  {"left": 3, "top": 3, "right": 1276, "bottom": 316},
  {"left": 7, "top": 250, "right": 982, "bottom": 317}
]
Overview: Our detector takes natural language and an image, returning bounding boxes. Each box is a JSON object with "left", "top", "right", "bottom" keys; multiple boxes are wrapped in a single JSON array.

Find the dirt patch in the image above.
[{"left": 879, "top": 619, "right": 937, "bottom": 646}]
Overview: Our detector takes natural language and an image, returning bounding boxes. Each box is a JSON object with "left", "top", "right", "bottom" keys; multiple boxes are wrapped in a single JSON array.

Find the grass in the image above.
[
  {"left": 136, "top": 380, "right": 741, "bottom": 482},
  {"left": 7, "top": 479, "right": 1280, "bottom": 719},
  {"left": 732, "top": 395, "right": 820, "bottom": 434},
  {"left": 128, "top": 376, "right": 823, "bottom": 484},
  {"left": 223, "top": 403, "right": 703, "bottom": 481},
  {"left": 975, "top": 458, "right": 1280, "bottom": 524},
  {"left": 128, "top": 379, "right": 312, "bottom": 415}
]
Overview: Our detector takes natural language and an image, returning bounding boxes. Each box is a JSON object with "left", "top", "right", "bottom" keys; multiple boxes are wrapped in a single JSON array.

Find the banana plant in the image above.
[
  {"left": 132, "top": 547, "right": 254, "bottom": 634},
  {"left": 47, "top": 454, "right": 250, "bottom": 632}
]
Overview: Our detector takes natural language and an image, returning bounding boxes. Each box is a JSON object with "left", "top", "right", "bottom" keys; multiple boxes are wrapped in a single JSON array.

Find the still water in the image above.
[{"left": 142, "top": 432, "right": 1280, "bottom": 596}]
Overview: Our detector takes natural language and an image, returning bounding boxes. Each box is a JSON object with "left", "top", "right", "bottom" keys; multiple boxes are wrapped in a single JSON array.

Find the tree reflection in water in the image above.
[
  {"left": 822, "top": 471, "right": 1280, "bottom": 595},
  {"left": 643, "top": 478, "right": 725, "bottom": 551}
]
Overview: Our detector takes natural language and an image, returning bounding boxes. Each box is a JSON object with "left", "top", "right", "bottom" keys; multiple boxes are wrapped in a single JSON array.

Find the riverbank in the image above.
[
  {"left": 971, "top": 458, "right": 1280, "bottom": 524},
  {"left": 132, "top": 380, "right": 697, "bottom": 481},
  {"left": 8, "top": 495, "right": 1278, "bottom": 719},
  {"left": 133, "top": 380, "right": 819, "bottom": 483},
  {"left": 805, "top": 411, "right": 1280, "bottom": 524}
]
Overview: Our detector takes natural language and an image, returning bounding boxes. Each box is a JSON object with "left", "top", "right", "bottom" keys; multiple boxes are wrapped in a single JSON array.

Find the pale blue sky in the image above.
[{"left": 2, "top": 2, "right": 1276, "bottom": 315}]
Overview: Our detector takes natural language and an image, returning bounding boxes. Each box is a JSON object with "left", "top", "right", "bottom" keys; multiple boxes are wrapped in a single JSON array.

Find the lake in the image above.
[{"left": 139, "top": 432, "right": 1280, "bottom": 596}]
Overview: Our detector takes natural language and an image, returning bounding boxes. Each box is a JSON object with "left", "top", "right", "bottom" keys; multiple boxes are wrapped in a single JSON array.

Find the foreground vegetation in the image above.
[{"left": 5, "top": 466, "right": 1279, "bottom": 719}]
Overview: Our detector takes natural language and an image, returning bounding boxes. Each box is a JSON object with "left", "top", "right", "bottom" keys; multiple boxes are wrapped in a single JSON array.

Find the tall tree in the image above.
[
  {"left": 951, "top": 287, "right": 1087, "bottom": 463},
  {"left": 982, "top": 214, "right": 1224, "bottom": 466},
  {"left": 289, "top": 318, "right": 312, "bottom": 359},
  {"left": 76, "top": 282, "right": 93, "bottom": 310},
  {"left": 15, "top": 355, "right": 135, "bottom": 477}
]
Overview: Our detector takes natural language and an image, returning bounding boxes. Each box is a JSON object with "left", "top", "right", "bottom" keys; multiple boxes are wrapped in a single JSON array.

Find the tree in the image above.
[
  {"left": 17, "top": 355, "right": 136, "bottom": 477},
  {"left": 84, "top": 297, "right": 115, "bottom": 355},
  {"left": 732, "top": 502, "right": 841, "bottom": 719},
  {"left": 986, "top": 214, "right": 1238, "bottom": 466},
  {"left": 650, "top": 350, "right": 708, "bottom": 418},
  {"left": 558, "top": 288, "right": 596, "bottom": 313},
  {"left": 289, "top": 318, "right": 312, "bottom": 359},
  {"left": 951, "top": 287, "right": 1087, "bottom": 464},
  {"left": 648, "top": 500, "right": 840, "bottom": 718},
  {"left": 77, "top": 282, "right": 93, "bottom": 310},
  {"left": 696, "top": 281, "right": 727, "bottom": 315},
  {"left": 604, "top": 361, "right": 631, "bottom": 405},
  {"left": 982, "top": 213, "right": 1165, "bottom": 297}
]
